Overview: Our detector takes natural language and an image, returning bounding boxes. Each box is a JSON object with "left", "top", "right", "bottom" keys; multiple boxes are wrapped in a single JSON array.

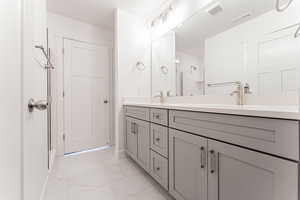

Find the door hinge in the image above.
[
  {"left": 62, "top": 48, "right": 65, "bottom": 55},
  {"left": 62, "top": 91, "right": 65, "bottom": 97},
  {"left": 63, "top": 133, "right": 66, "bottom": 141}
]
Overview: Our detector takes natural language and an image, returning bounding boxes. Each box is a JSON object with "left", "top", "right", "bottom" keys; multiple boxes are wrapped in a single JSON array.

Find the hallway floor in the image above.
[{"left": 44, "top": 148, "right": 174, "bottom": 200}]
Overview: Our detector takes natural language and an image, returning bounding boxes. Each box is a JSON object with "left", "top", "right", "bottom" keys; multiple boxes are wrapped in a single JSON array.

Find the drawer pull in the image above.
[
  {"left": 131, "top": 122, "right": 135, "bottom": 134},
  {"left": 210, "top": 150, "right": 216, "bottom": 174},
  {"left": 134, "top": 123, "right": 138, "bottom": 135},
  {"left": 156, "top": 167, "right": 160, "bottom": 171},
  {"left": 156, "top": 137, "right": 161, "bottom": 142},
  {"left": 200, "top": 146, "right": 206, "bottom": 169}
]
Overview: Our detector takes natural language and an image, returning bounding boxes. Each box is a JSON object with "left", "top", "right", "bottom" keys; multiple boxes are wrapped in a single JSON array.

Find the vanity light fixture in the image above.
[
  {"left": 151, "top": 4, "right": 173, "bottom": 28},
  {"left": 176, "top": 23, "right": 184, "bottom": 29}
]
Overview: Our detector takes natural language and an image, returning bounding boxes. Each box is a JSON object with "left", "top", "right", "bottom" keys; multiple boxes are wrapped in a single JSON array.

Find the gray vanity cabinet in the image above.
[
  {"left": 126, "top": 117, "right": 137, "bottom": 160},
  {"left": 207, "top": 139, "right": 298, "bottom": 200},
  {"left": 125, "top": 106, "right": 299, "bottom": 200},
  {"left": 169, "top": 129, "right": 207, "bottom": 200},
  {"left": 125, "top": 117, "right": 150, "bottom": 171},
  {"left": 136, "top": 119, "right": 150, "bottom": 171}
]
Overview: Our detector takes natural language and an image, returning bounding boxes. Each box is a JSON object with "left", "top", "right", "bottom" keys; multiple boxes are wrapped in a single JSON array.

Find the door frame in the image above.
[{"left": 58, "top": 37, "right": 114, "bottom": 155}]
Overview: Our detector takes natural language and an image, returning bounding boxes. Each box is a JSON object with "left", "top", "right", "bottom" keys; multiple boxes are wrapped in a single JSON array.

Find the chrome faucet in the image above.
[
  {"left": 207, "top": 81, "right": 252, "bottom": 105},
  {"left": 153, "top": 91, "right": 165, "bottom": 103},
  {"left": 230, "top": 82, "right": 244, "bottom": 105}
]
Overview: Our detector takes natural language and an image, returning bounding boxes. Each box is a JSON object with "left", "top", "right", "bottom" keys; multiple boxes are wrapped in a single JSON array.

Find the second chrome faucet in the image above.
[{"left": 208, "top": 81, "right": 251, "bottom": 105}]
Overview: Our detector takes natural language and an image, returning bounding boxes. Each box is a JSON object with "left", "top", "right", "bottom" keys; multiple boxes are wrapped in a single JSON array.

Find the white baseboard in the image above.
[{"left": 114, "top": 148, "right": 126, "bottom": 159}]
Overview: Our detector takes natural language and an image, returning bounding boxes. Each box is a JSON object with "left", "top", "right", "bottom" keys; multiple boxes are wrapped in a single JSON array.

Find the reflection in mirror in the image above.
[{"left": 151, "top": 0, "right": 300, "bottom": 100}]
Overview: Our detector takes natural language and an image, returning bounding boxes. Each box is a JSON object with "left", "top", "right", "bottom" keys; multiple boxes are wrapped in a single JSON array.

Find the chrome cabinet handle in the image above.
[
  {"left": 131, "top": 122, "right": 136, "bottom": 134},
  {"left": 276, "top": 0, "right": 293, "bottom": 12},
  {"left": 28, "top": 98, "right": 48, "bottom": 112},
  {"left": 135, "top": 123, "right": 138, "bottom": 135},
  {"left": 295, "top": 25, "right": 300, "bottom": 38},
  {"left": 210, "top": 150, "right": 216, "bottom": 174},
  {"left": 200, "top": 147, "right": 206, "bottom": 169}
]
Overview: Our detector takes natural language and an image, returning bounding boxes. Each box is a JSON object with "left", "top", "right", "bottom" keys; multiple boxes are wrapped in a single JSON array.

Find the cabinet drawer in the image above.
[
  {"left": 125, "top": 106, "right": 150, "bottom": 121},
  {"left": 150, "top": 124, "right": 168, "bottom": 158},
  {"left": 150, "top": 108, "right": 168, "bottom": 126},
  {"left": 169, "top": 110, "right": 299, "bottom": 161},
  {"left": 150, "top": 150, "right": 168, "bottom": 190}
]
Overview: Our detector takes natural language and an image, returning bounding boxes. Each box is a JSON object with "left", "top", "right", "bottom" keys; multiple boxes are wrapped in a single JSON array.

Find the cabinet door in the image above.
[
  {"left": 169, "top": 129, "right": 207, "bottom": 200},
  {"left": 208, "top": 139, "right": 298, "bottom": 200},
  {"left": 126, "top": 117, "right": 137, "bottom": 160},
  {"left": 136, "top": 119, "right": 150, "bottom": 171}
]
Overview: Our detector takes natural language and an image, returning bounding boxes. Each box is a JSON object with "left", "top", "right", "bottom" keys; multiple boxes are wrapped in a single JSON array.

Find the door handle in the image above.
[
  {"left": 200, "top": 146, "right": 206, "bottom": 169},
  {"left": 210, "top": 150, "right": 217, "bottom": 174},
  {"left": 104, "top": 99, "right": 109, "bottom": 104},
  {"left": 28, "top": 98, "right": 48, "bottom": 112}
]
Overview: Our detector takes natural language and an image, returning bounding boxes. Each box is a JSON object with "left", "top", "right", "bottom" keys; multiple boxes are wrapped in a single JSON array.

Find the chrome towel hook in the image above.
[
  {"left": 160, "top": 65, "right": 169, "bottom": 75},
  {"left": 136, "top": 61, "right": 146, "bottom": 71},
  {"left": 295, "top": 25, "right": 300, "bottom": 38},
  {"left": 276, "top": 0, "right": 294, "bottom": 12}
]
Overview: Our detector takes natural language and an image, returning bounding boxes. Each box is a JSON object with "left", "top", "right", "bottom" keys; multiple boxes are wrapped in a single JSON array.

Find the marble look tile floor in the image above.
[{"left": 44, "top": 147, "right": 174, "bottom": 200}]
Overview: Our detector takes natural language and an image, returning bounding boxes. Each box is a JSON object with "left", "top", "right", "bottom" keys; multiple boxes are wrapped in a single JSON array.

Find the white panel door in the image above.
[
  {"left": 64, "top": 39, "right": 110, "bottom": 153},
  {"left": 246, "top": 24, "right": 300, "bottom": 95},
  {"left": 22, "top": 0, "right": 48, "bottom": 199}
]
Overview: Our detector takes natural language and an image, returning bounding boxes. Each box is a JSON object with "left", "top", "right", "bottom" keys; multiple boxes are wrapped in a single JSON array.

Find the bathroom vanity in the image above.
[{"left": 124, "top": 104, "right": 299, "bottom": 200}]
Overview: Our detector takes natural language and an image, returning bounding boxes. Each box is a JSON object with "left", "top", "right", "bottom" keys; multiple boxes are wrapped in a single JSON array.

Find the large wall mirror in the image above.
[{"left": 151, "top": 0, "right": 300, "bottom": 97}]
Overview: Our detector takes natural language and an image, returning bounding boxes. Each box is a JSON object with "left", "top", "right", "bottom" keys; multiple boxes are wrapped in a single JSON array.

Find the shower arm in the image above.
[{"left": 35, "top": 45, "right": 55, "bottom": 69}]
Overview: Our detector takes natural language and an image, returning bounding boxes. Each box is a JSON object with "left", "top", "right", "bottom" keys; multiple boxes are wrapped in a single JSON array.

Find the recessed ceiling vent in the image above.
[{"left": 206, "top": 2, "right": 223, "bottom": 16}]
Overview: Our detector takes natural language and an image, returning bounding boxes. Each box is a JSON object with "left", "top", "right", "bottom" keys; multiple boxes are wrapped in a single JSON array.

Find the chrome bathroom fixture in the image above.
[
  {"left": 295, "top": 25, "right": 300, "bottom": 38},
  {"left": 207, "top": 81, "right": 241, "bottom": 87},
  {"left": 161, "top": 65, "right": 169, "bottom": 75},
  {"left": 275, "top": 0, "right": 294, "bottom": 12},
  {"left": 153, "top": 91, "right": 165, "bottom": 103},
  {"left": 190, "top": 65, "right": 197, "bottom": 72},
  {"left": 35, "top": 45, "right": 55, "bottom": 69},
  {"left": 136, "top": 61, "right": 146, "bottom": 71},
  {"left": 208, "top": 81, "right": 246, "bottom": 105},
  {"left": 28, "top": 98, "right": 48, "bottom": 113}
]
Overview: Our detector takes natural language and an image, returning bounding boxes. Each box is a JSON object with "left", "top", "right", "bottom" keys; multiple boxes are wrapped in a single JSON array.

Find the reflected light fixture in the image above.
[{"left": 151, "top": 4, "right": 173, "bottom": 28}]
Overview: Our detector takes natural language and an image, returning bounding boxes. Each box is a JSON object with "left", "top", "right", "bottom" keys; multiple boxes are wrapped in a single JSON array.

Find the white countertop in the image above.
[{"left": 124, "top": 102, "right": 300, "bottom": 120}]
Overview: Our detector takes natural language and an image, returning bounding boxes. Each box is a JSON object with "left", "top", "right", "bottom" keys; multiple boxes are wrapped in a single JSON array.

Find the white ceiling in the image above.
[
  {"left": 175, "top": 0, "right": 274, "bottom": 56},
  {"left": 47, "top": 0, "right": 167, "bottom": 29}
]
